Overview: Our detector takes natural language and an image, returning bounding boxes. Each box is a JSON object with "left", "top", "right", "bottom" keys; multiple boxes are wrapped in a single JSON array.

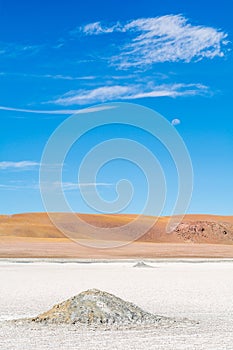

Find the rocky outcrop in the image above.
[{"left": 174, "top": 221, "right": 233, "bottom": 243}]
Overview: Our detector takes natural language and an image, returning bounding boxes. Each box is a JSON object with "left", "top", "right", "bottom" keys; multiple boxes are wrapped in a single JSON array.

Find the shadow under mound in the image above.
[{"left": 15, "top": 289, "right": 190, "bottom": 330}]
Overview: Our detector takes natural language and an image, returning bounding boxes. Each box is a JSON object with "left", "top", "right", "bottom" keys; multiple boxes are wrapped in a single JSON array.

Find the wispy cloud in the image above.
[
  {"left": 0, "top": 184, "right": 24, "bottom": 190},
  {"left": 52, "top": 83, "right": 208, "bottom": 105},
  {"left": 43, "top": 181, "right": 113, "bottom": 191},
  {"left": 0, "top": 182, "right": 40, "bottom": 190},
  {"left": 0, "top": 42, "right": 41, "bottom": 58},
  {"left": 0, "top": 181, "right": 112, "bottom": 191},
  {"left": 38, "top": 74, "right": 96, "bottom": 81},
  {"left": 79, "top": 15, "right": 228, "bottom": 69},
  {"left": 0, "top": 105, "right": 115, "bottom": 115},
  {"left": 0, "top": 71, "right": 96, "bottom": 81},
  {"left": 0, "top": 161, "right": 67, "bottom": 172},
  {"left": 0, "top": 161, "right": 39, "bottom": 170},
  {"left": 77, "top": 21, "right": 122, "bottom": 35}
]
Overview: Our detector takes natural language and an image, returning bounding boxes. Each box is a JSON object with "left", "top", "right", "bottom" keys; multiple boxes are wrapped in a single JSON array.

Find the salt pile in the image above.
[
  {"left": 30, "top": 289, "right": 173, "bottom": 328},
  {"left": 133, "top": 261, "right": 154, "bottom": 268}
]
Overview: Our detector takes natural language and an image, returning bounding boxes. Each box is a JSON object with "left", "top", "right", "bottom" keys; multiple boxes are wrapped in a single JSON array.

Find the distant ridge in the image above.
[
  {"left": 1, "top": 213, "right": 233, "bottom": 258},
  {"left": 1, "top": 213, "right": 233, "bottom": 244}
]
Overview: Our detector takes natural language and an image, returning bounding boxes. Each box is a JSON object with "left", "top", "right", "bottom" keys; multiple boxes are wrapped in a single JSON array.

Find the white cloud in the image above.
[
  {"left": 40, "top": 74, "right": 96, "bottom": 81},
  {"left": 54, "top": 85, "right": 130, "bottom": 105},
  {"left": 0, "top": 182, "right": 38, "bottom": 190},
  {"left": 0, "top": 181, "right": 112, "bottom": 191},
  {"left": 0, "top": 105, "right": 115, "bottom": 115},
  {"left": 0, "top": 161, "right": 39, "bottom": 170},
  {"left": 78, "top": 21, "right": 122, "bottom": 35},
  {"left": 53, "top": 83, "right": 208, "bottom": 105},
  {"left": 0, "top": 72, "right": 96, "bottom": 80},
  {"left": 56, "top": 181, "right": 112, "bottom": 191},
  {"left": 0, "top": 184, "right": 22, "bottom": 190},
  {"left": 79, "top": 15, "right": 228, "bottom": 69},
  {"left": 171, "top": 118, "right": 181, "bottom": 126},
  {"left": 0, "top": 42, "right": 41, "bottom": 58},
  {"left": 40, "top": 181, "right": 112, "bottom": 191}
]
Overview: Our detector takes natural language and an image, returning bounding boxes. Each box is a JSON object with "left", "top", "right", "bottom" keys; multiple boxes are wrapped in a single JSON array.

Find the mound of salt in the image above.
[
  {"left": 133, "top": 261, "right": 154, "bottom": 268},
  {"left": 30, "top": 289, "right": 169, "bottom": 327}
]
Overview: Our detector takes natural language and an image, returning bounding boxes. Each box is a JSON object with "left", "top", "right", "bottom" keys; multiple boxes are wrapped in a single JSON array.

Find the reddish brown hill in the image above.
[{"left": 0, "top": 213, "right": 233, "bottom": 244}]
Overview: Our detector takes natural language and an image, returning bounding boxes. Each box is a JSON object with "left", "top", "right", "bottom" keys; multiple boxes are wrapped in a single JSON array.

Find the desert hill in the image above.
[
  {"left": 0, "top": 213, "right": 233, "bottom": 258},
  {"left": 0, "top": 212, "right": 233, "bottom": 244}
]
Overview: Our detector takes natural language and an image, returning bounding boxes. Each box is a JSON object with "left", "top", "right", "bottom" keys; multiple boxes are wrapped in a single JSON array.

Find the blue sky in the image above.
[{"left": 0, "top": 0, "right": 232, "bottom": 215}]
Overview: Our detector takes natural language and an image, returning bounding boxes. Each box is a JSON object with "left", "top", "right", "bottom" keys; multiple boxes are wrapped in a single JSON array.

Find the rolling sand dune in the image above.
[{"left": 0, "top": 213, "right": 233, "bottom": 258}]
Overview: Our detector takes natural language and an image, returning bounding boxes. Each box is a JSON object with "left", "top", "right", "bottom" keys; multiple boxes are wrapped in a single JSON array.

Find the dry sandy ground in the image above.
[
  {"left": 0, "top": 260, "right": 233, "bottom": 349},
  {"left": 2, "top": 237, "right": 233, "bottom": 258}
]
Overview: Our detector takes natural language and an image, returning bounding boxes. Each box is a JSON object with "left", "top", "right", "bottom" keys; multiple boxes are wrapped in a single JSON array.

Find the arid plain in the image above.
[{"left": 1, "top": 214, "right": 233, "bottom": 349}]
